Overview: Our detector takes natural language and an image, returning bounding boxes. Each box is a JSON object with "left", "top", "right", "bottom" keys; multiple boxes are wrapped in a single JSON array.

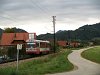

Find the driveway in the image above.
[{"left": 47, "top": 47, "right": 100, "bottom": 75}]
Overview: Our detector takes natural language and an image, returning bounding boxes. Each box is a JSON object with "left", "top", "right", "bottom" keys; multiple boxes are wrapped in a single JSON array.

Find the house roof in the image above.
[{"left": 0, "top": 33, "right": 29, "bottom": 46}]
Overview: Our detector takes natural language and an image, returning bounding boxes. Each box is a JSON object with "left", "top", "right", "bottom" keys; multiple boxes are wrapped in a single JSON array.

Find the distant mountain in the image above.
[
  {"left": 37, "top": 33, "right": 53, "bottom": 40},
  {"left": 37, "top": 23, "right": 100, "bottom": 41},
  {"left": 75, "top": 23, "right": 100, "bottom": 40}
]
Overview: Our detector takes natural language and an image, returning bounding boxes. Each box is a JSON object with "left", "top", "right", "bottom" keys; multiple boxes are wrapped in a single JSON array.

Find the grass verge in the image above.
[
  {"left": 0, "top": 50, "right": 74, "bottom": 75},
  {"left": 81, "top": 46, "right": 100, "bottom": 64}
]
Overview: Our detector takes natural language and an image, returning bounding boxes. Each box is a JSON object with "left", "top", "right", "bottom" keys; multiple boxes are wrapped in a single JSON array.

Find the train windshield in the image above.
[{"left": 27, "top": 43, "right": 35, "bottom": 48}]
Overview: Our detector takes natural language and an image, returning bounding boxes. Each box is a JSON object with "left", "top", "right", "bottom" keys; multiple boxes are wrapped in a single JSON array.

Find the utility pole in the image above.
[{"left": 52, "top": 16, "right": 56, "bottom": 53}]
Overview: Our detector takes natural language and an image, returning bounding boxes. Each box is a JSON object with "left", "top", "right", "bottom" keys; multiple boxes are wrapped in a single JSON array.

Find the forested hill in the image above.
[{"left": 37, "top": 23, "right": 100, "bottom": 41}]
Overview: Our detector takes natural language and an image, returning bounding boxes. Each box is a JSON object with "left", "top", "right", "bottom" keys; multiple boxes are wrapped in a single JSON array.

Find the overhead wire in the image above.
[
  {"left": 29, "top": 0, "right": 50, "bottom": 17},
  {"left": 29, "top": 0, "right": 53, "bottom": 34},
  {"left": 0, "top": 0, "right": 53, "bottom": 34},
  {"left": 0, "top": 14, "right": 27, "bottom": 29},
  {"left": 0, "top": 0, "right": 36, "bottom": 26},
  {"left": 0, "top": 16, "right": 17, "bottom": 23}
]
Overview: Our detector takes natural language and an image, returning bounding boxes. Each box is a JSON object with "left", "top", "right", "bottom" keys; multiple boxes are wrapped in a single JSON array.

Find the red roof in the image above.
[{"left": 0, "top": 33, "right": 29, "bottom": 46}]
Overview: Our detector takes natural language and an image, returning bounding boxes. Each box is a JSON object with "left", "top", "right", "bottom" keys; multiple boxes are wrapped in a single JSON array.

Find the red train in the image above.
[{"left": 26, "top": 40, "right": 50, "bottom": 54}]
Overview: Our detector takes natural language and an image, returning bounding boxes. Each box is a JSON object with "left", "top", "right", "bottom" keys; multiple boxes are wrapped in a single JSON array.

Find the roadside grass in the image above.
[
  {"left": 0, "top": 50, "right": 74, "bottom": 75},
  {"left": 81, "top": 46, "right": 100, "bottom": 64}
]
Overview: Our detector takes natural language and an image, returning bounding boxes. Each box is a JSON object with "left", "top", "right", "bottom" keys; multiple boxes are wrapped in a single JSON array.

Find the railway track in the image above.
[{"left": 0, "top": 53, "right": 52, "bottom": 68}]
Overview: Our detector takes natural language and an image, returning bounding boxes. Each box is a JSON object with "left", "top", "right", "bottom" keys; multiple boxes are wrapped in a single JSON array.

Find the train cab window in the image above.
[{"left": 27, "top": 43, "right": 35, "bottom": 48}]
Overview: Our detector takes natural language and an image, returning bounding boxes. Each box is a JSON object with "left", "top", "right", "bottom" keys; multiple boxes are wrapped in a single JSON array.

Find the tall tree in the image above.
[
  {"left": 4, "top": 27, "right": 27, "bottom": 33},
  {"left": 4, "top": 27, "right": 15, "bottom": 33}
]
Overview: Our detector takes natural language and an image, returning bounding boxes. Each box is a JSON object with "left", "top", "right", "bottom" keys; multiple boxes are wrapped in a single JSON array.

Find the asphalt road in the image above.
[{"left": 46, "top": 47, "right": 100, "bottom": 75}]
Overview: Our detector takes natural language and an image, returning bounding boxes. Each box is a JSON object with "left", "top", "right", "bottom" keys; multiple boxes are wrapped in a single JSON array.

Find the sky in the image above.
[{"left": 0, "top": 0, "right": 100, "bottom": 35}]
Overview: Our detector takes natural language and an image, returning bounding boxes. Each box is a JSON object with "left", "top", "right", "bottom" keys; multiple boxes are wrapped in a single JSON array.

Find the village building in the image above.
[
  {"left": 57, "top": 41, "right": 80, "bottom": 48},
  {"left": 0, "top": 33, "right": 36, "bottom": 59},
  {"left": 57, "top": 41, "right": 67, "bottom": 48},
  {"left": 0, "top": 33, "right": 29, "bottom": 46}
]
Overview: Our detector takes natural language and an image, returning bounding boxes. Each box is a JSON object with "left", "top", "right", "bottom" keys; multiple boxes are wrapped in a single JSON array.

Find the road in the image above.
[{"left": 46, "top": 47, "right": 100, "bottom": 75}]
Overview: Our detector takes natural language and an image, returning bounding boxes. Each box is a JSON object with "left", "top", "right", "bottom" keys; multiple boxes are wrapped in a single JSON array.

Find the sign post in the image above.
[{"left": 16, "top": 44, "right": 22, "bottom": 72}]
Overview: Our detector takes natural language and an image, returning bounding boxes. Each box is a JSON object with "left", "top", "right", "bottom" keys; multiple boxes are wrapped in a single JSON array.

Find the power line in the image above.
[
  {"left": 0, "top": 16, "right": 21, "bottom": 28},
  {"left": 0, "top": 15, "right": 27, "bottom": 28},
  {"left": 0, "top": 16, "right": 17, "bottom": 23},
  {"left": 0, "top": 0, "right": 51, "bottom": 34},
  {"left": 33, "top": 0, "right": 50, "bottom": 14},
  {"left": 29, "top": 0, "right": 50, "bottom": 17},
  {"left": 29, "top": 0, "right": 53, "bottom": 34}
]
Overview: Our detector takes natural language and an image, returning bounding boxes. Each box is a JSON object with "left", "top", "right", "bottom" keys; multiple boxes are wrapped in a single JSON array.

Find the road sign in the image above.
[
  {"left": 16, "top": 44, "right": 22, "bottom": 72},
  {"left": 17, "top": 44, "right": 22, "bottom": 50}
]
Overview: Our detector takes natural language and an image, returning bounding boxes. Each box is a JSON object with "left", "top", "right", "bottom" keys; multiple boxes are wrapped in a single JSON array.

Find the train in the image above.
[{"left": 26, "top": 40, "right": 50, "bottom": 54}]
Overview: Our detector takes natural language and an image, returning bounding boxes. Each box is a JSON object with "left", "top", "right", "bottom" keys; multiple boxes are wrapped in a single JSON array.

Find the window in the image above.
[
  {"left": 29, "top": 33, "right": 34, "bottom": 42},
  {"left": 27, "top": 43, "right": 35, "bottom": 48}
]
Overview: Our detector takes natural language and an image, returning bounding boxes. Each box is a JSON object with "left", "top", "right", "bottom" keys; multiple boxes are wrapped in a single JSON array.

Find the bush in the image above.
[
  {"left": 50, "top": 42, "right": 60, "bottom": 53},
  {"left": 8, "top": 46, "right": 17, "bottom": 59},
  {"left": 8, "top": 45, "right": 26, "bottom": 59},
  {"left": 91, "top": 38, "right": 100, "bottom": 45}
]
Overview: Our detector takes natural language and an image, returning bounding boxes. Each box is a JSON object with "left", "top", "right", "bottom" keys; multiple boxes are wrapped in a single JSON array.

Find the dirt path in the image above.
[{"left": 47, "top": 47, "right": 100, "bottom": 75}]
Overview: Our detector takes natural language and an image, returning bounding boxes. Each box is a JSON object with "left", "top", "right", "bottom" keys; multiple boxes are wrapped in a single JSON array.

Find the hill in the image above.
[{"left": 37, "top": 23, "right": 100, "bottom": 41}]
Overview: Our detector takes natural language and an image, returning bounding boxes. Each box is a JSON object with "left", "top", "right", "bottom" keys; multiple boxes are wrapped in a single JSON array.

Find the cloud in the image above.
[{"left": 0, "top": 0, "right": 100, "bottom": 34}]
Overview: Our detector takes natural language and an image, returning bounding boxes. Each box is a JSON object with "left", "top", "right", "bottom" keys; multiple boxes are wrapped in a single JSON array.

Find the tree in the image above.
[
  {"left": 92, "top": 38, "right": 100, "bottom": 45},
  {"left": 3, "top": 27, "right": 27, "bottom": 33},
  {"left": 0, "top": 47, "right": 8, "bottom": 59},
  {"left": 4, "top": 27, "right": 15, "bottom": 33}
]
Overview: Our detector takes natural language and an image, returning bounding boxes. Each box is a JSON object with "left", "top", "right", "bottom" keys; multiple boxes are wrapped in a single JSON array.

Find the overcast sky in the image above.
[{"left": 0, "top": 0, "right": 100, "bottom": 35}]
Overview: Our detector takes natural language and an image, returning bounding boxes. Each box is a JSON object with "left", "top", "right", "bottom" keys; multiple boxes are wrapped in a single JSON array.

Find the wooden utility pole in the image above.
[{"left": 52, "top": 16, "right": 56, "bottom": 53}]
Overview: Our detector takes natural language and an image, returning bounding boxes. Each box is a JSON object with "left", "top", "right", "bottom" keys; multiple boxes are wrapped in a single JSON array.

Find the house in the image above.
[
  {"left": 0, "top": 33, "right": 36, "bottom": 46},
  {"left": 0, "top": 33, "right": 29, "bottom": 46},
  {"left": 69, "top": 41, "right": 80, "bottom": 47},
  {"left": 0, "top": 33, "right": 36, "bottom": 58},
  {"left": 57, "top": 41, "right": 67, "bottom": 48},
  {"left": 57, "top": 41, "right": 80, "bottom": 48}
]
